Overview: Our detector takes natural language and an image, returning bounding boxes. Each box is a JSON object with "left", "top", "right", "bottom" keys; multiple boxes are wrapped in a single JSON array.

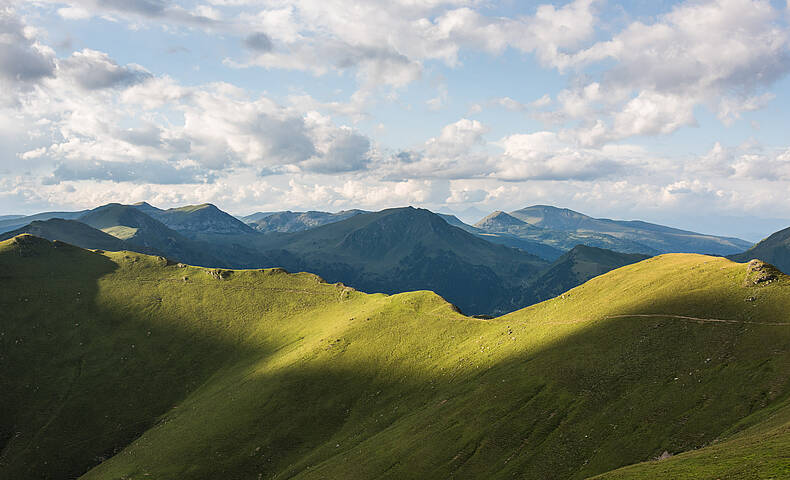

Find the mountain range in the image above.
[
  {"left": 2, "top": 234, "right": 789, "bottom": 479},
  {"left": 0, "top": 203, "right": 692, "bottom": 315},
  {"left": 4, "top": 201, "right": 783, "bottom": 315}
]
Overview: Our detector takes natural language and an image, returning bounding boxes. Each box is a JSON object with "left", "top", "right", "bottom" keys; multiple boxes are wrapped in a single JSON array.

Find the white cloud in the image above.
[{"left": 548, "top": 0, "right": 790, "bottom": 142}]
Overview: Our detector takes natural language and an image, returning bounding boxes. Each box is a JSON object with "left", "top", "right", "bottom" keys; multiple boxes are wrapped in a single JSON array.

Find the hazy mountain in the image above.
[
  {"left": 475, "top": 210, "right": 533, "bottom": 230},
  {"left": 239, "top": 211, "right": 275, "bottom": 223},
  {"left": 4, "top": 235, "right": 790, "bottom": 479},
  {"left": 0, "top": 214, "right": 24, "bottom": 221},
  {"left": 526, "top": 245, "right": 650, "bottom": 303},
  {"left": 131, "top": 202, "right": 255, "bottom": 235},
  {"left": 728, "top": 225, "right": 790, "bottom": 274},
  {"left": 79, "top": 204, "right": 221, "bottom": 266},
  {"left": 0, "top": 210, "right": 88, "bottom": 234},
  {"left": 247, "top": 209, "right": 368, "bottom": 233},
  {"left": 507, "top": 205, "right": 752, "bottom": 255},
  {"left": 474, "top": 209, "right": 658, "bottom": 255},
  {"left": 434, "top": 212, "right": 564, "bottom": 261},
  {"left": 252, "top": 206, "right": 550, "bottom": 315},
  {"left": 435, "top": 212, "right": 470, "bottom": 229},
  {"left": 0, "top": 218, "right": 130, "bottom": 252}
]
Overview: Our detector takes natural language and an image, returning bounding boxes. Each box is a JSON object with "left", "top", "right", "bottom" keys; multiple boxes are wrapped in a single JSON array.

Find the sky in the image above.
[{"left": 2, "top": 0, "right": 790, "bottom": 240}]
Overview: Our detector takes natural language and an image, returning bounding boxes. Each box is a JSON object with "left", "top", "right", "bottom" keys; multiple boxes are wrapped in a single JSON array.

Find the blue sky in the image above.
[{"left": 2, "top": 0, "right": 790, "bottom": 240}]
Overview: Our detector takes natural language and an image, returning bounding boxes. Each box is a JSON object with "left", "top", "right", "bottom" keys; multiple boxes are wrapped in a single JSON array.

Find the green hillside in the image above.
[
  {"left": 3, "top": 234, "right": 790, "bottom": 479},
  {"left": 729, "top": 225, "right": 790, "bottom": 275},
  {"left": 508, "top": 205, "right": 752, "bottom": 255},
  {"left": 525, "top": 245, "right": 650, "bottom": 303}
]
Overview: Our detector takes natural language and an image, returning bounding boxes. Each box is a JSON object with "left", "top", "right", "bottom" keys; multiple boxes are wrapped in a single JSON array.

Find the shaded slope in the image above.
[
  {"left": 0, "top": 218, "right": 130, "bottom": 252},
  {"left": 255, "top": 206, "right": 550, "bottom": 314},
  {"left": 3, "top": 236, "right": 790, "bottom": 479},
  {"left": 526, "top": 245, "right": 650, "bottom": 303},
  {"left": 509, "top": 205, "right": 752, "bottom": 255},
  {"left": 728, "top": 225, "right": 790, "bottom": 274},
  {"left": 78, "top": 204, "right": 221, "bottom": 266}
]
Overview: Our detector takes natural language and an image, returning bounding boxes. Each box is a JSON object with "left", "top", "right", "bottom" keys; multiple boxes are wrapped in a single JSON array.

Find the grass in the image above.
[
  {"left": 2, "top": 235, "right": 790, "bottom": 479},
  {"left": 101, "top": 226, "right": 139, "bottom": 240}
]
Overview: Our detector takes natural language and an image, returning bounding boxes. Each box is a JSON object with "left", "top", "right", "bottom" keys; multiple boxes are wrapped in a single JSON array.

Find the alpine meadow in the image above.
[{"left": 4, "top": 1, "right": 790, "bottom": 479}]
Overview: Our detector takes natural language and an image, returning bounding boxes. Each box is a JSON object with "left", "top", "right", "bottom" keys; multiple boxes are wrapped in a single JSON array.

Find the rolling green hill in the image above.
[
  {"left": 507, "top": 205, "right": 752, "bottom": 255},
  {"left": 2, "top": 234, "right": 790, "bottom": 479},
  {"left": 728, "top": 225, "right": 790, "bottom": 275}
]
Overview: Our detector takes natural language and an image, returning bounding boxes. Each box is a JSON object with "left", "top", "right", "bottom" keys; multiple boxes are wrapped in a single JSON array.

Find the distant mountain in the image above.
[
  {"left": 436, "top": 213, "right": 470, "bottom": 229},
  {"left": 475, "top": 211, "right": 532, "bottom": 230},
  {"left": 728, "top": 226, "right": 790, "bottom": 274},
  {"left": 247, "top": 209, "right": 368, "bottom": 233},
  {"left": 0, "top": 218, "right": 130, "bottom": 252},
  {"left": 252, "top": 207, "right": 550, "bottom": 315},
  {"left": 506, "top": 205, "right": 752, "bottom": 255},
  {"left": 0, "top": 210, "right": 88, "bottom": 234},
  {"left": 239, "top": 211, "right": 275, "bottom": 223},
  {"left": 526, "top": 245, "right": 650, "bottom": 303},
  {"left": 79, "top": 204, "right": 220, "bottom": 266},
  {"left": 435, "top": 212, "right": 564, "bottom": 261},
  {"left": 473, "top": 209, "right": 657, "bottom": 255},
  {"left": 131, "top": 203, "right": 255, "bottom": 235},
  {"left": 0, "top": 214, "right": 24, "bottom": 221}
]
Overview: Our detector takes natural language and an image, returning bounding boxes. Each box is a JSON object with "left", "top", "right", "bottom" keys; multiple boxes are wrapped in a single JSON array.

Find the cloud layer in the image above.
[{"left": 1, "top": 0, "right": 790, "bottom": 234}]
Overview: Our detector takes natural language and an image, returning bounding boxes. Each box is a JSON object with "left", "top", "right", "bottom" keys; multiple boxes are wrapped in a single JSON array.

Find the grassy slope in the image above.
[
  {"left": 2, "top": 236, "right": 790, "bottom": 479},
  {"left": 526, "top": 245, "right": 650, "bottom": 303}
]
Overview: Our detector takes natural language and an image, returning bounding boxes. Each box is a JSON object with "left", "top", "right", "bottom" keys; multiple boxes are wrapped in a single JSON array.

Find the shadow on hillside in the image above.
[
  {"left": 0, "top": 237, "right": 280, "bottom": 479},
  {"left": 4, "top": 241, "right": 790, "bottom": 480}
]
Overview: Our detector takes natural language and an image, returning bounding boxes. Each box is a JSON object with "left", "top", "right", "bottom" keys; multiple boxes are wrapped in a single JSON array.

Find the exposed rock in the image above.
[
  {"left": 744, "top": 259, "right": 781, "bottom": 286},
  {"left": 207, "top": 269, "right": 232, "bottom": 280}
]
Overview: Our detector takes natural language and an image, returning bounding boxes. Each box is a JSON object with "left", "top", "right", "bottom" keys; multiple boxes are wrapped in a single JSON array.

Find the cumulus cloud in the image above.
[
  {"left": 43, "top": 159, "right": 216, "bottom": 184},
  {"left": 244, "top": 32, "right": 272, "bottom": 52},
  {"left": 0, "top": 16, "right": 375, "bottom": 186},
  {"left": 549, "top": 0, "right": 790, "bottom": 143},
  {"left": 0, "top": 6, "right": 55, "bottom": 89},
  {"left": 496, "top": 132, "right": 625, "bottom": 181},
  {"left": 226, "top": 0, "right": 599, "bottom": 93},
  {"left": 49, "top": 0, "right": 219, "bottom": 25},
  {"left": 59, "top": 49, "right": 151, "bottom": 90}
]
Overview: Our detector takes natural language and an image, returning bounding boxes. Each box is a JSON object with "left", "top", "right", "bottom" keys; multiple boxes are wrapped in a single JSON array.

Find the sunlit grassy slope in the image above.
[{"left": 2, "top": 234, "right": 790, "bottom": 479}]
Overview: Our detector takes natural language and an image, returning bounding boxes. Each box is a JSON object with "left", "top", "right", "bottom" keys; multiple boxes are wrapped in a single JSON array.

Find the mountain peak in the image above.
[{"left": 474, "top": 211, "right": 526, "bottom": 229}]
